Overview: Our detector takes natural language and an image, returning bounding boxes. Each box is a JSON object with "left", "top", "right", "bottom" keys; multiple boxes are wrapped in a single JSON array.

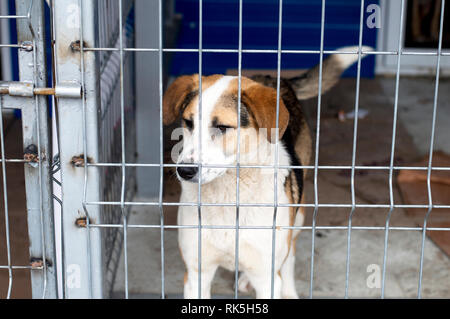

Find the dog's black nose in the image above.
[{"left": 177, "top": 166, "right": 198, "bottom": 180}]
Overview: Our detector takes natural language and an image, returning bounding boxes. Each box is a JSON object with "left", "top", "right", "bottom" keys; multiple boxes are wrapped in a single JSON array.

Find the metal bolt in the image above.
[
  {"left": 71, "top": 154, "right": 92, "bottom": 167},
  {"left": 75, "top": 217, "right": 88, "bottom": 228},
  {"left": 70, "top": 40, "right": 88, "bottom": 52},
  {"left": 0, "top": 82, "right": 81, "bottom": 98},
  {"left": 71, "top": 155, "right": 85, "bottom": 167},
  {"left": 30, "top": 258, "right": 52, "bottom": 269},
  {"left": 24, "top": 144, "right": 39, "bottom": 165},
  {"left": 20, "top": 41, "right": 33, "bottom": 52}
]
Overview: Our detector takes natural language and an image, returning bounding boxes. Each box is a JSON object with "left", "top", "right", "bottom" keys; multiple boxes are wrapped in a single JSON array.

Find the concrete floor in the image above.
[
  {"left": 113, "top": 204, "right": 450, "bottom": 298},
  {"left": 112, "top": 77, "right": 450, "bottom": 298}
]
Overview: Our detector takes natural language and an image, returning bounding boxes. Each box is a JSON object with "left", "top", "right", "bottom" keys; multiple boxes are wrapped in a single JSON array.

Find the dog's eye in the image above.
[
  {"left": 183, "top": 119, "right": 193, "bottom": 130},
  {"left": 215, "top": 124, "right": 231, "bottom": 134}
]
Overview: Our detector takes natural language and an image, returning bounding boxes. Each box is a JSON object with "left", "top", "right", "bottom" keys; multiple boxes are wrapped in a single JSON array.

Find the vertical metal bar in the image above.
[
  {"left": 31, "top": 37, "right": 48, "bottom": 300},
  {"left": 0, "top": 96, "right": 13, "bottom": 298},
  {"left": 270, "top": 0, "right": 283, "bottom": 299},
  {"left": 117, "top": 0, "right": 129, "bottom": 300},
  {"left": 344, "top": 0, "right": 365, "bottom": 299},
  {"left": 381, "top": 0, "right": 405, "bottom": 298},
  {"left": 49, "top": 0, "right": 66, "bottom": 299},
  {"left": 418, "top": 0, "right": 445, "bottom": 299},
  {"left": 15, "top": 0, "right": 57, "bottom": 299},
  {"left": 234, "top": 0, "right": 243, "bottom": 299},
  {"left": 309, "top": 0, "right": 326, "bottom": 299},
  {"left": 158, "top": 0, "right": 165, "bottom": 299},
  {"left": 78, "top": 0, "right": 94, "bottom": 299},
  {"left": 197, "top": 0, "right": 203, "bottom": 299}
]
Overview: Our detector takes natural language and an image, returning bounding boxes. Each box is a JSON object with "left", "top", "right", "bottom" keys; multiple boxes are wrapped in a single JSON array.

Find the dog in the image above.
[{"left": 163, "top": 46, "right": 371, "bottom": 299}]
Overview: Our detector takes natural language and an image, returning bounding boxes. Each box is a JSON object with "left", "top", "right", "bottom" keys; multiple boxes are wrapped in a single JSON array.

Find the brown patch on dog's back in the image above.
[{"left": 251, "top": 75, "right": 311, "bottom": 175}]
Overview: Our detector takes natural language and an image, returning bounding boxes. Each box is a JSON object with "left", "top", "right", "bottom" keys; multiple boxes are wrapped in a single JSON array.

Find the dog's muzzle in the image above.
[{"left": 177, "top": 165, "right": 198, "bottom": 181}]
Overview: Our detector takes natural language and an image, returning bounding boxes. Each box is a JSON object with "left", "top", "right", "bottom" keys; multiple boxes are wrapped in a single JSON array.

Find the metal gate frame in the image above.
[
  {"left": 52, "top": 0, "right": 136, "bottom": 299},
  {"left": 16, "top": 0, "right": 58, "bottom": 299},
  {"left": 52, "top": 0, "right": 104, "bottom": 299},
  {"left": 0, "top": 0, "right": 57, "bottom": 299}
]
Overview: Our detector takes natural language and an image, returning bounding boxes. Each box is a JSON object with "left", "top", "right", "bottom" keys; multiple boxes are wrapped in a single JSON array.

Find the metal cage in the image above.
[{"left": 0, "top": 0, "right": 449, "bottom": 299}]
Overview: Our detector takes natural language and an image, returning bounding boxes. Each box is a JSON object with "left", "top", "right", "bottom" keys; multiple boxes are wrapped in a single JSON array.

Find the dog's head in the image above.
[{"left": 163, "top": 74, "right": 289, "bottom": 184}]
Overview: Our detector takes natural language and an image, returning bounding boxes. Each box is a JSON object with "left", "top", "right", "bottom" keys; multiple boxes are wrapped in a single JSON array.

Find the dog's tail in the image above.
[{"left": 289, "top": 45, "right": 373, "bottom": 101}]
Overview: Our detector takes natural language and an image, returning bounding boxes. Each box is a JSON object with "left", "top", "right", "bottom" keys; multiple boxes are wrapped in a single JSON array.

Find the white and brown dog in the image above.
[{"left": 163, "top": 46, "right": 371, "bottom": 299}]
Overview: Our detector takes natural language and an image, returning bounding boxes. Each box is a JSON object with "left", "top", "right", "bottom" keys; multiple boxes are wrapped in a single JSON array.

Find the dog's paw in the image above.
[{"left": 237, "top": 273, "right": 253, "bottom": 294}]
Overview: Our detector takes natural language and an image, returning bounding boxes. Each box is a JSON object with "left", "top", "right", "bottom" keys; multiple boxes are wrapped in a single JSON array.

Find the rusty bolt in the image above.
[
  {"left": 70, "top": 40, "right": 88, "bottom": 52},
  {"left": 24, "top": 144, "right": 39, "bottom": 164},
  {"left": 20, "top": 41, "right": 33, "bottom": 52},
  {"left": 30, "top": 258, "right": 52, "bottom": 269},
  {"left": 30, "top": 259, "right": 44, "bottom": 269},
  {"left": 71, "top": 154, "right": 92, "bottom": 167},
  {"left": 71, "top": 155, "right": 85, "bottom": 167}
]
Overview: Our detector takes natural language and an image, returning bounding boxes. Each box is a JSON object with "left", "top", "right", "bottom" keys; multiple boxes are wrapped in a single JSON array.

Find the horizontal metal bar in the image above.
[
  {"left": 0, "top": 159, "right": 28, "bottom": 163},
  {"left": 0, "top": 44, "right": 22, "bottom": 48},
  {"left": 84, "top": 201, "right": 450, "bottom": 209},
  {"left": 0, "top": 82, "right": 82, "bottom": 98},
  {"left": 0, "top": 265, "right": 43, "bottom": 270},
  {"left": 0, "top": 15, "right": 29, "bottom": 19},
  {"left": 87, "top": 224, "right": 450, "bottom": 232},
  {"left": 77, "top": 47, "right": 450, "bottom": 56},
  {"left": 32, "top": 87, "right": 56, "bottom": 96}
]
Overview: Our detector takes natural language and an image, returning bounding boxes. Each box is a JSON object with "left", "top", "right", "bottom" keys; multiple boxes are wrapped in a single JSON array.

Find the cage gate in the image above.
[
  {"left": 0, "top": 0, "right": 57, "bottom": 299},
  {"left": 52, "top": 0, "right": 136, "bottom": 298},
  {"left": 0, "top": 0, "right": 136, "bottom": 298}
]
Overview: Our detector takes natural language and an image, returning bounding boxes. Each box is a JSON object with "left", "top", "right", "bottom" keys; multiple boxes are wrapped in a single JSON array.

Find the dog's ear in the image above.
[
  {"left": 163, "top": 75, "right": 196, "bottom": 125},
  {"left": 243, "top": 84, "right": 289, "bottom": 143}
]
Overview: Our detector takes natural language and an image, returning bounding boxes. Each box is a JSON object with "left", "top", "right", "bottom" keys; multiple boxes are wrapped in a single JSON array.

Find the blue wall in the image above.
[
  {"left": 8, "top": 0, "right": 53, "bottom": 118},
  {"left": 170, "top": 0, "right": 378, "bottom": 77}
]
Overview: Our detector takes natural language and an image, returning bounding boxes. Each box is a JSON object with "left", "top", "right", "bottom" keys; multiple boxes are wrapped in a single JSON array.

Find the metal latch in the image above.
[{"left": 0, "top": 81, "right": 82, "bottom": 98}]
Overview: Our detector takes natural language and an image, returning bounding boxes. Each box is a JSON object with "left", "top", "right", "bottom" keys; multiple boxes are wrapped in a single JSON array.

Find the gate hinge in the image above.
[{"left": 0, "top": 81, "right": 81, "bottom": 98}]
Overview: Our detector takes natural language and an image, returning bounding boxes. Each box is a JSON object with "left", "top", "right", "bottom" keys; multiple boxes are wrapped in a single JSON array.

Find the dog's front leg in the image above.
[
  {"left": 246, "top": 267, "right": 282, "bottom": 299},
  {"left": 184, "top": 264, "right": 218, "bottom": 299}
]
